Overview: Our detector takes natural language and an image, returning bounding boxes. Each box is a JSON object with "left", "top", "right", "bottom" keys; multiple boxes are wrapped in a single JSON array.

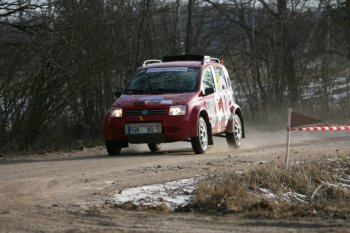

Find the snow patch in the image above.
[
  {"left": 257, "top": 188, "right": 308, "bottom": 203},
  {"left": 111, "top": 178, "right": 201, "bottom": 210}
]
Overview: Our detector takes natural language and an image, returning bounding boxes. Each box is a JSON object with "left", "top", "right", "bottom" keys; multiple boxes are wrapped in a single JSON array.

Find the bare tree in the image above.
[{"left": 1, "top": 0, "right": 349, "bottom": 153}]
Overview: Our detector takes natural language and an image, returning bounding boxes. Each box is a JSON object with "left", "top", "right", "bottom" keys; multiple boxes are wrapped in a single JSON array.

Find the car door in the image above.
[
  {"left": 201, "top": 67, "right": 218, "bottom": 132},
  {"left": 213, "top": 66, "right": 231, "bottom": 132}
]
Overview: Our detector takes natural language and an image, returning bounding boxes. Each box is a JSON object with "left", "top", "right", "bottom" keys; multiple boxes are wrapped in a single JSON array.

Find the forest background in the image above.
[{"left": 1, "top": 0, "right": 349, "bottom": 153}]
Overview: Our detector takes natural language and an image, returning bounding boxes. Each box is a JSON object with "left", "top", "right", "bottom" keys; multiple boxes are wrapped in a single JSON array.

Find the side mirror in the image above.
[
  {"left": 115, "top": 91, "right": 122, "bottom": 98},
  {"left": 204, "top": 87, "right": 215, "bottom": 96}
]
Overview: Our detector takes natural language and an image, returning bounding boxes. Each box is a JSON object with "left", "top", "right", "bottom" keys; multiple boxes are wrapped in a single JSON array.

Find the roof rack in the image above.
[
  {"left": 162, "top": 55, "right": 204, "bottom": 62},
  {"left": 162, "top": 55, "right": 221, "bottom": 65},
  {"left": 142, "top": 59, "right": 161, "bottom": 67}
]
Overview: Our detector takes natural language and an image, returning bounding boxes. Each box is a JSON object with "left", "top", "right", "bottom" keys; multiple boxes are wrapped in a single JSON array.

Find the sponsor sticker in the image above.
[
  {"left": 147, "top": 67, "right": 188, "bottom": 73},
  {"left": 140, "top": 96, "right": 164, "bottom": 101},
  {"left": 160, "top": 100, "right": 173, "bottom": 104}
]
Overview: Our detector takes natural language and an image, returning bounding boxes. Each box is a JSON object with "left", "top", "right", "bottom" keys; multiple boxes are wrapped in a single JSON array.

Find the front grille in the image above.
[{"left": 125, "top": 108, "right": 165, "bottom": 116}]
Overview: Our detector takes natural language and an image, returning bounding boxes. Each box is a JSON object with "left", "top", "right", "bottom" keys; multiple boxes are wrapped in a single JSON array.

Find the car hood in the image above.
[{"left": 112, "top": 92, "right": 197, "bottom": 107}]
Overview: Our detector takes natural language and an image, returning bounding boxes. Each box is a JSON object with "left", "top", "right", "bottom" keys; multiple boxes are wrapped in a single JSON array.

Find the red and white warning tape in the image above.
[{"left": 288, "top": 126, "right": 350, "bottom": 131}]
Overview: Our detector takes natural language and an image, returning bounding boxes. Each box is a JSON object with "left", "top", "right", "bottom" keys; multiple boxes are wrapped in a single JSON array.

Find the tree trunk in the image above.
[{"left": 186, "top": 0, "right": 194, "bottom": 54}]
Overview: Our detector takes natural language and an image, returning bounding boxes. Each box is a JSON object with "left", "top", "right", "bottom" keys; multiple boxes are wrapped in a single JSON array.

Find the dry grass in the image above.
[{"left": 193, "top": 157, "right": 350, "bottom": 218}]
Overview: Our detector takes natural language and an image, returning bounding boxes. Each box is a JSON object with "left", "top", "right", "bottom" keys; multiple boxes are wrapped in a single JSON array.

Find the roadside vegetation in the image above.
[
  {"left": 193, "top": 157, "right": 350, "bottom": 218},
  {"left": 1, "top": 0, "right": 350, "bottom": 154}
]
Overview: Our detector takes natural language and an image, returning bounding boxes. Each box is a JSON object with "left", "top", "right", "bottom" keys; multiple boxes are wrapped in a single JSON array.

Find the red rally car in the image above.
[{"left": 103, "top": 55, "right": 245, "bottom": 155}]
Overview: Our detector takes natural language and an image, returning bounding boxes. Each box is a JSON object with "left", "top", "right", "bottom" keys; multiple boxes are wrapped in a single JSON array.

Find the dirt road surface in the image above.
[{"left": 1, "top": 129, "right": 350, "bottom": 232}]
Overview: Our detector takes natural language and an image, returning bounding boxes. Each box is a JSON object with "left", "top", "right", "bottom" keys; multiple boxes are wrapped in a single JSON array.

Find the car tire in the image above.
[
  {"left": 105, "top": 141, "right": 121, "bottom": 156},
  {"left": 148, "top": 143, "right": 162, "bottom": 152},
  {"left": 226, "top": 114, "right": 242, "bottom": 148},
  {"left": 191, "top": 116, "right": 208, "bottom": 154}
]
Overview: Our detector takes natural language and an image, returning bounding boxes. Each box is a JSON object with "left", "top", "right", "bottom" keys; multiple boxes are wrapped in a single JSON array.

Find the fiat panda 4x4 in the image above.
[{"left": 103, "top": 55, "right": 245, "bottom": 155}]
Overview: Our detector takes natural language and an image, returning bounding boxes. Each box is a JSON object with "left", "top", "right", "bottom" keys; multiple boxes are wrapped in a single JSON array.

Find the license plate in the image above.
[
  {"left": 127, "top": 126, "right": 157, "bottom": 134},
  {"left": 125, "top": 123, "right": 161, "bottom": 135}
]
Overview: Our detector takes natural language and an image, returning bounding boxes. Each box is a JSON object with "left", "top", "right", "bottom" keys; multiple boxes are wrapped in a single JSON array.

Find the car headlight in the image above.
[
  {"left": 169, "top": 105, "right": 186, "bottom": 116},
  {"left": 111, "top": 107, "right": 123, "bottom": 118}
]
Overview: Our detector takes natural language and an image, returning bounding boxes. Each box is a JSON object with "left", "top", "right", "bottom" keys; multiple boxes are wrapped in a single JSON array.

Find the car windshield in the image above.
[{"left": 124, "top": 67, "right": 200, "bottom": 94}]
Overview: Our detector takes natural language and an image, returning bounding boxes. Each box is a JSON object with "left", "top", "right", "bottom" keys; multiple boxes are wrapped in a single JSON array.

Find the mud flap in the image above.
[
  {"left": 121, "top": 142, "right": 129, "bottom": 148},
  {"left": 207, "top": 123, "right": 214, "bottom": 145}
]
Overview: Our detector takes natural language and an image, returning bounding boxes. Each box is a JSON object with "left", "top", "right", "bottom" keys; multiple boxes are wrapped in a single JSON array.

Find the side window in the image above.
[
  {"left": 202, "top": 68, "right": 215, "bottom": 92},
  {"left": 214, "top": 66, "right": 227, "bottom": 90}
]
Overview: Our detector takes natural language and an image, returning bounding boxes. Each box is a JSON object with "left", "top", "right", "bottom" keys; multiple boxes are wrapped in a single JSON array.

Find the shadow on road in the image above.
[{"left": 0, "top": 147, "right": 196, "bottom": 165}]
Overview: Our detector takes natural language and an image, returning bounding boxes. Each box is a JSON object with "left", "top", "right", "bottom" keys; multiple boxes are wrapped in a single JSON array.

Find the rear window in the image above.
[{"left": 124, "top": 67, "right": 200, "bottom": 94}]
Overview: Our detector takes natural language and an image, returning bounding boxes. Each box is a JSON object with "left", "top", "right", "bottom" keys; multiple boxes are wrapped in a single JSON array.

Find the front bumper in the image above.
[{"left": 104, "top": 113, "right": 193, "bottom": 144}]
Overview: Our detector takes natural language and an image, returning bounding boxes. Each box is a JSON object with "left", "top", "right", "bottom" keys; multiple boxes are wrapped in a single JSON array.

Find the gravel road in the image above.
[{"left": 1, "top": 129, "right": 349, "bottom": 232}]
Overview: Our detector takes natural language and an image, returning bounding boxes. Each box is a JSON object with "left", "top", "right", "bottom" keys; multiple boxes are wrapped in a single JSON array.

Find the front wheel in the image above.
[
  {"left": 226, "top": 114, "right": 242, "bottom": 148},
  {"left": 148, "top": 143, "right": 162, "bottom": 152},
  {"left": 105, "top": 141, "right": 121, "bottom": 156},
  {"left": 191, "top": 117, "right": 208, "bottom": 154}
]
